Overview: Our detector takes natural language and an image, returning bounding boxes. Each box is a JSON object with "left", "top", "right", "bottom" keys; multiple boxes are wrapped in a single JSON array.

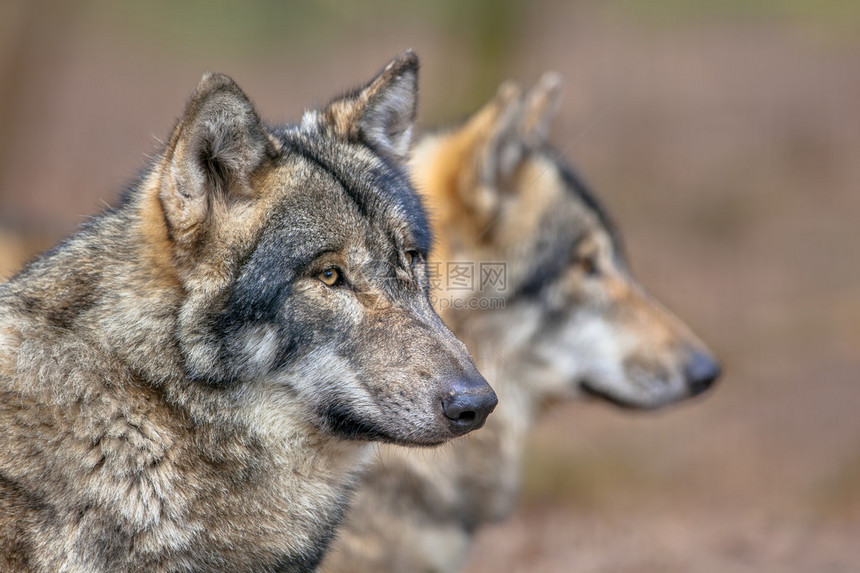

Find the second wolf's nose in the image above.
[
  {"left": 684, "top": 351, "right": 721, "bottom": 396},
  {"left": 441, "top": 376, "right": 498, "bottom": 436}
]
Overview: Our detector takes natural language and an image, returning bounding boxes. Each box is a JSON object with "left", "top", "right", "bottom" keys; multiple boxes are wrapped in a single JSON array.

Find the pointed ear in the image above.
[
  {"left": 521, "top": 72, "right": 562, "bottom": 147},
  {"left": 441, "top": 81, "right": 523, "bottom": 227},
  {"left": 159, "top": 73, "right": 274, "bottom": 247},
  {"left": 322, "top": 50, "right": 419, "bottom": 162},
  {"left": 477, "top": 81, "right": 528, "bottom": 188}
]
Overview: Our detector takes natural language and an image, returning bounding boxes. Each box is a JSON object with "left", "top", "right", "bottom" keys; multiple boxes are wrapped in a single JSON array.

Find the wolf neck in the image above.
[
  {"left": 0, "top": 180, "right": 370, "bottom": 571},
  {"left": 412, "top": 134, "right": 543, "bottom": 523},
  {"left": 448, "top": 341, "right": 542, "bottom": 524}
]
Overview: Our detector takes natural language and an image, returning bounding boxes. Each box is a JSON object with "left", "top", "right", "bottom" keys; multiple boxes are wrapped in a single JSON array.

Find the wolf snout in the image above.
[
  {"left": 684, "top": 351, "right": 721, "bottom": 396},
  {"left": 440, "top": 376, "right": 498, "bottom": 436}
]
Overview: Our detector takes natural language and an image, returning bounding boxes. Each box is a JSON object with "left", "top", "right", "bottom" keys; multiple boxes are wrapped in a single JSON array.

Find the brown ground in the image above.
[{"left": 1, "top": 2, "right": 858, "bottom": 571}]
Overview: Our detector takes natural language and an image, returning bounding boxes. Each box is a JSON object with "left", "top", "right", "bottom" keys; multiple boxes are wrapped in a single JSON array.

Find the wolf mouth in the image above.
[
  {"left": 322, "top": 403, "right": 452, "bottom": 447},
  {"left": 578, "top": 380, "right": 639, "bottom": 410}
]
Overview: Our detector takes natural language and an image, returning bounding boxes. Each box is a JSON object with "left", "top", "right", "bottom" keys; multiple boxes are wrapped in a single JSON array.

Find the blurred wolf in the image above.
[
  {"left": 321, "top": 75, "right": 720, "bottom": 572},
  {"left": 0, "top": 52, "right": 497, "bottom": 573}
]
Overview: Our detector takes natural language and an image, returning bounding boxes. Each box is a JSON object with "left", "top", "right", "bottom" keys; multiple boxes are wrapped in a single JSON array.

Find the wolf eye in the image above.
[
  {"left": 317, "top": 268, "right": 342, "bottom": 287},
  {"left": 574, "top": 256, "right": 598, "bottom": 276},
  {"left": 405, "top": 250, "right": 421, "bottom": 268}
]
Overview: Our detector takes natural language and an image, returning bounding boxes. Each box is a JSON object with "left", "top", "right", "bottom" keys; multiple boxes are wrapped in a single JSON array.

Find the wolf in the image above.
[
  {"left": 0, "top": 52, "right": 497, "bottom": 573},
  {"left": 320, "top": 74, "right": 721, "bottom": 572}
]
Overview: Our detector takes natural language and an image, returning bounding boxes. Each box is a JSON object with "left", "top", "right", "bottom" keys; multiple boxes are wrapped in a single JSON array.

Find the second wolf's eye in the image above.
[
  {"left": 318, "top": 268, "right": 342, "bottom": 287},
  {"left": 573, "top": 256, "right": 598, "bottom": 276},
  {"left": 405, "top": 250, "right": 421, "bottom": 268}
]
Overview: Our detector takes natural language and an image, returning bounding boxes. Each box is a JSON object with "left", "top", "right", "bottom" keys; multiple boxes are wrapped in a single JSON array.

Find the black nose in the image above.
[
  {"left": 684, "top": 351, "right": 721, "bottom": 396},
  {"left": 441, "top": 376, "right": 498, "bottom": 436}
]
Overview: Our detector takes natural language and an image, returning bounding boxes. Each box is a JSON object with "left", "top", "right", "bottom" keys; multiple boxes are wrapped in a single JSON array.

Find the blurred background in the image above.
[{"left": 1, "top": 1, "right": 858, "bottom": 571}]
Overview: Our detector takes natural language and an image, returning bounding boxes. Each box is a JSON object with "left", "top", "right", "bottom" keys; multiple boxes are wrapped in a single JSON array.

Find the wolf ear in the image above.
[
  {"left": 159, "top": 73, "right": 274, "bottom": 246},
  {"left": 478, "top": 73, "right": 562, "bottom": 185},
  {"left": 452, "top": 76, "right": 563, "bottom": 229},
  {"left": 521, "top": 72, "right": 562, "bottom": 147},
  {"left": 474, "top": 73, "right": 563, "bottom": 191},
  {"left": 477, "top": 81, "right": 528, "bottom": 188},
  {"left": 323, "top": 50, "right": 419, "bottom": 162},
  {"left": 439, "top": 81, "right": 523, "bottom": 228}
]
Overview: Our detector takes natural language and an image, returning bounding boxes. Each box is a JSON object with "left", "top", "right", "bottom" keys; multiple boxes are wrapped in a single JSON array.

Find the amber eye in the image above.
[
  {"left": 574, "top": 256, "right": 598, "bottom": 276},
  {"left": 317, "top": 268, "right": 341, "bottom": 287}
]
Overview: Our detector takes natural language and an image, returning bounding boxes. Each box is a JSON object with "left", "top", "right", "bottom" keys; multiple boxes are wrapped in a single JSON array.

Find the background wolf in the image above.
[
  {"left": 321, "top": 75, "right": 720, "bottom": 572},
  {"left": 0, "top": 52, "right": 497, "bottom": 572}
]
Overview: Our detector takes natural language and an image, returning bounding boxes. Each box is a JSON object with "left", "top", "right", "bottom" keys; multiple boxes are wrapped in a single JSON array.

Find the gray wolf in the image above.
[
  {"left": 321, "top": 74, "right": 720, "bottom": 572},
  {"left": 0, "top": 52, "right": 496, "bottom": 572}
]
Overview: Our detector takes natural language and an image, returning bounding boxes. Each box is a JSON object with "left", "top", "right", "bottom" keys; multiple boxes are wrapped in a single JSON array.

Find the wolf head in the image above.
[
  {"left": 148, "top": 53, "right": 495, "bottom": 445},
  {"left": 412, "top": 73, "right": 719, "bottom": 410}
]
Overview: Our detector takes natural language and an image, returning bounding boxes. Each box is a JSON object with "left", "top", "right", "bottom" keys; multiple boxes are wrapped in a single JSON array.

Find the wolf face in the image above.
[
  {"left": 159, "top": 55, "right": 496, "bottom": 445},
  {"left": 413, "top": 73, "right": 719, "bottom": 410},
  {"left": 491, "top": 178, "right": 721, "bottom": 409}
]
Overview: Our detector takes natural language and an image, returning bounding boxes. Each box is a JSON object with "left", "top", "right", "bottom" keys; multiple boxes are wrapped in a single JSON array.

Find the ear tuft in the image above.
[{"left": 323, "top": 51, "right": 420, "bottom": 162}]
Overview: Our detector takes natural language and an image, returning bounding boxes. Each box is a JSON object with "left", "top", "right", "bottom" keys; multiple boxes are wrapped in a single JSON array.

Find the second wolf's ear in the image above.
[
  {"left": 323, "top": 51, "right": 419, "bottom": 162},
  {"left": 521, "top": 72, "right": 562, "bottom": 148},
  {"left": 437, "top": 81, "right": 523, "bottom": 229},
  {"left": 159, "top": 73, "right": 274, "bottom": 247},
  {"left": 477, "top": 81, "right": 527, "bottom": 188},
  {"left": 477, "top": 72, "right": 562, "bottom": 188}
]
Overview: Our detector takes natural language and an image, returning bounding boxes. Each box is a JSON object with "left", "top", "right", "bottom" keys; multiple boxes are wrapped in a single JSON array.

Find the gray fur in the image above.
[{"left": 0, "top": 53, "right": 494, "bottom": 572}]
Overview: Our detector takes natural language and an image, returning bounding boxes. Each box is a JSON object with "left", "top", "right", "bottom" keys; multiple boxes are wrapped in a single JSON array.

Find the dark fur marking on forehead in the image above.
[
  {"left": 288, "top": 146, "right": 411, "bottom": 275},
  {"left": 547, "top": 150, "right": 627, "bottom": 266},
  {"left": 278, "top": 133, "right": 433, "bottom": 256},
  {"left": 289, "top": 143, "right": 373, "bottom": 221}
]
